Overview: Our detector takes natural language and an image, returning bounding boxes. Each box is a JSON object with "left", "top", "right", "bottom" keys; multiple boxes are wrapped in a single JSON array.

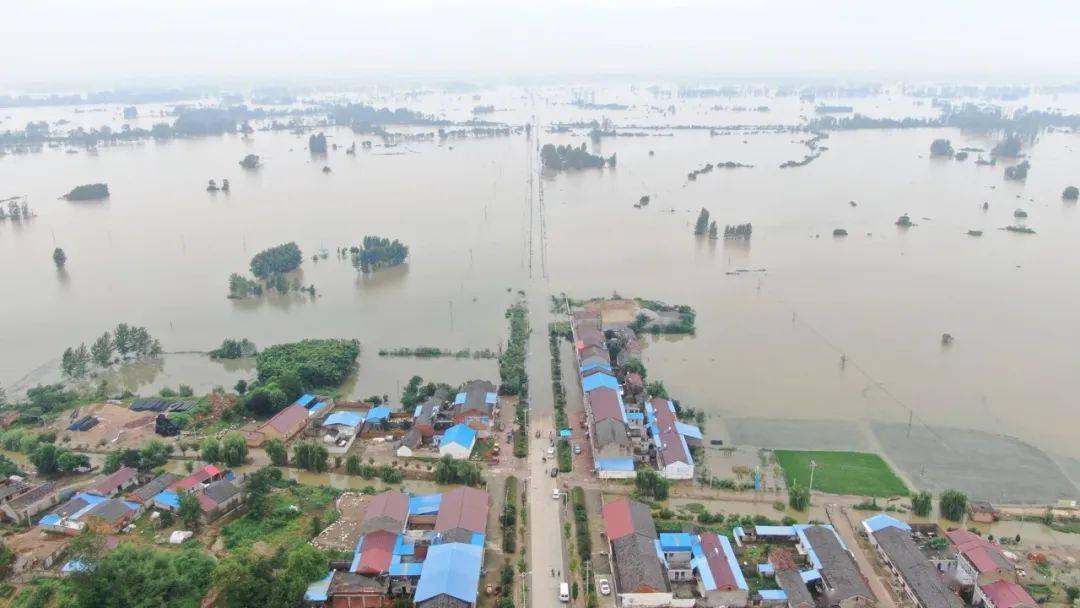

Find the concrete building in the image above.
[{"left": 978, "top": 580, "right": 1037, "bottom": 608}]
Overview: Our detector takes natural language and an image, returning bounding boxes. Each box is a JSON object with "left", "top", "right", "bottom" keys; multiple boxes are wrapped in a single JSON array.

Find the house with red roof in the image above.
[
  {"left": 601, "top": 499, "right": 672, "bottom": 605},
  {"left": 978, "top": 580, "right": 1037, "bottom": 608},
  {"left": 434, "top": 487, "right": 488, "bottom": 544},
  {"left": 359, "top": 491, "right": 409, "bottom": 535},
  {"left": 946, "top": 529, "right": 1014, "bottom": 587}
]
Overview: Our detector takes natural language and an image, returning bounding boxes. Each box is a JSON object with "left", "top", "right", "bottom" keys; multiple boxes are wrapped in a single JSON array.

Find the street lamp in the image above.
[{"left": 809, "top": 459, "right": 818, "bottom": 494}]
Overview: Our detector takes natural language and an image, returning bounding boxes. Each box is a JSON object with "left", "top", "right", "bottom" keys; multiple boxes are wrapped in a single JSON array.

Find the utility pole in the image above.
[{"left": 809, "top": 460, "right": 818, "bottom": 494}]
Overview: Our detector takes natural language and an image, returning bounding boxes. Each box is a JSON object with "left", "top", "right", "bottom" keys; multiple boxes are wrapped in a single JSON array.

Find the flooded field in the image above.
[{"left": 4, "top": 88, "right": 1080, "bottom": 498}]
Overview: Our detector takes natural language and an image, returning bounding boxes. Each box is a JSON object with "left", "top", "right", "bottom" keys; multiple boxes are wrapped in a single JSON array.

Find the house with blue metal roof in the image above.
[
  {"left": 582, "top": 371, "right": 620, "bottom": 393},
  {"left": 438, "top": 424, "right": 476, "bottom": 460},
  {"left": 414, "top": 542, "right": 483, "bottom": 607},
  {"left": 862, "top": 513, "right": 911, "bottom": 535}
]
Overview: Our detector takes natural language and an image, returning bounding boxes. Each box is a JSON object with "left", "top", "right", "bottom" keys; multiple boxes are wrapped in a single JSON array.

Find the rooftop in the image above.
[
  {"left": 602, "top": 498, "right": 657, "bottom": 541},
  {"left": 873, "top": 526, "right": 964, "bottom": 608},
  {"left": 612, "top": 533, "right": 669, "bottom": 594},
  {"left": 435, "top": 487, "right": 488, "bottom": 535},
  {"left": 980, "top": 580, "right": 1037, "bottom": 608},
  {"left": 414, "top": 542, "right": 483, "bottom": 604},
  {"left": 88, "top": 466, "right": 137, "bottom": 496},
  {"left": 802, "top": 525, "right": 874, "bottom": 605}
]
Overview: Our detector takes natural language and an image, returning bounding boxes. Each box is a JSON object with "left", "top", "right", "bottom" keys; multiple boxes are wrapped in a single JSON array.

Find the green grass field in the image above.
[{"left": 774, "top": 450, "right": 908, "bottom": 497}]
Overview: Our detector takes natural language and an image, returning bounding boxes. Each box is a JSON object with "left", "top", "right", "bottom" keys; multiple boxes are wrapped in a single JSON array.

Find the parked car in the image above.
[
  {"left": 550, "top": 467, "right": 558, "bottom": 477},
  {"left": 598, "top": 579, "right": 611, "bottom": 595},
  {"left": 546, "top": 446, "right": 555, "bottom": 456},
  {"left": 552, "top": 488, "right": 560, "bottom": 500},
  {"left": 573, "top": 443, "right": 581, "bottom": 455}
]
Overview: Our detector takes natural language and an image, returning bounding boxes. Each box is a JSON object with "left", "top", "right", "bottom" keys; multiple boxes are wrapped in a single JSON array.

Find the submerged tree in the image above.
[
  {"left": 911, "top": 491, "right": 933, "bottom": 517},
  {"left": 708, "top": 221, "right": 718, "bottom": 239},
  {"left": 52, "top": 247, "right": 67, "bottom": 268},
  {"left": 693, "top": 208, "right": 711, "bottom": 235},
  {"left": 939, "top": 489, "right": 968, "bottom": 522},
  {"left": 90, "top": 332, "right": 114, "bottom": 367},
  {"left": 309, "top": 132, "right": 328, "bottom": 154},
  {"left": 929, "top": 139, "right": 954, "bottom": 157}
]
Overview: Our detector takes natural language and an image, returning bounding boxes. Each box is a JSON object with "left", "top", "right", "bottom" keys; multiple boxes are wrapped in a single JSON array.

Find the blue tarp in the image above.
[
  {"left": 801, "top": 570, "right": 821, "bottom": 583},
  {"left": 414, "top": 542, "right": 482, "bottom": 604},
  {"left": 757, "top": 563, "right": 775, "bottom": 575},
  {"left": 625, "top": 412, "right": 645, "bottom": 422},
  {"left": 365, "top": 406, "right": 391, "bottom": 422},
  {"left": 304, "top": 572, "right": 333, "bottom": 602},
  {"left": 675, "top": 421, "right": 703, "bottom": 440},
  {"left": 453, "top": 392, "right": 467, "bottom": 405},
  {"left": 61, "top": 560, "right": 91, "bottom": 573},
  {"left": 862, "top": 513, "right": 911, "bottom": 533},
  {"left": 408, "top": 493, "right": 443, "bottom": 517},
  {"left": 38, "top": 514, "right": 61, "bottom": 526},
  {"left": 440, "top": 424, "right": 476, "bottom": 449},
  {"left": 759, "top": 590, "right": 788, "bottom": 601},
  {"left": 470, "top": 532, "right": 485, "bottom": 546},
  {"left": 582, "top": 372, "right": 619, "bottom": 393},
  {"left": 322, "top": 411, "right": 364, "bottom": 428},
  {"left": 595, "top": 457, "right": 634, "bottom": 472},
  {"left": 295, "top": 394, "right": 316, "bottom": 407},
  {"left": 484, "top": 392, "right": 497, "bottom": 405},
  {"left": 154, "top": 490, "right": 180, "bottom": 510},
  {"left": 308, "top": 402, "right": 328, "bottom": 416},
  {"left": 559, "top": 429, "right": 572, "bottom": 438}
]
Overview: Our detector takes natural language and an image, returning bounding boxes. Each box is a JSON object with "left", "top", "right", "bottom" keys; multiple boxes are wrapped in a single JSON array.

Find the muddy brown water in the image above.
[{"left": 3, "top": 89, "right": 1080, "bottom": 476}]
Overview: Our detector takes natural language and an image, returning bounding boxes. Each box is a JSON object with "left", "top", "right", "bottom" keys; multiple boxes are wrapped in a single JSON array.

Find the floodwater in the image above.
[{"left": 4, "top": 87, "right": 1080, "bottom": 487}]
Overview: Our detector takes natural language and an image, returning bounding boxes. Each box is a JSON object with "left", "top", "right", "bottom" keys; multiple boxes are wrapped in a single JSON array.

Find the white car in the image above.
[
  {"left": 547, "top": 446, "right": 555, "bottom": 456},
  {"left": 598, "top": 579, "right": 611, "bottom": 596},
  {"left": 552, "top": 488, "right": 560, "bottom": 500}
]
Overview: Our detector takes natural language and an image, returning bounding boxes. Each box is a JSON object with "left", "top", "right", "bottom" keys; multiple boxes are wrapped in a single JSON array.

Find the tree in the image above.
[
  {"left": 939, "top": 489, "right": 968, "bottom": 522},
  {"left": 1065, "top": 586, "right": 1079, "bottom": 605},
  {"left": 201, "top": 438, "right": 222, "bottom": 463},
  {"left": 250, "top": 242, "right": 302, "bottom": 279},
  {"left": 694, "top": 208, "right": 711, "bottom": 235},
  {"left": 243, "top": 467, "right": 279, "bottom": 518},
  {"left": 265, "top": 438, "right": 287, "bottom": 466},
  {"left": 29, "top": 443, "right": 61, "bottom": 474},
  {"left": 58, "top": 451, "right": 90, "bottom": 473},
  {"left": 235, "top": 379, "right": 248, "bottom": 395},
  {"left": 221, "top": 433, "right": 248, "bottom": 466},
  {"left": 53, "top": 247, "right": 67, "bottom": 267},
  {"left": 90, "top": 332, "right": 114, "bottom": 367},
  {"left": 789, "top": 484, "right": 810, "bottom": 511},
  {"left": 930, "top": 139, "right": 954, "bottom": 157},
  {"left": 113, "top": 323, "right": 133, "bottom": 358},
  {"left": 140, "top": 440, "right": 172, "bottom": 471},
  {"left": 178, "top": 491, "right": 202, "bottom": 530},
  {"left": 911, "top": 491, "right": 933, "bottom": 517},
  {"left": 293, "top": 441, "right": 328, "bottom": 472},
  {"left": 434, "top": 456, "right": 483, "bottom": 486},
  {"left": 634, "top": 469, "right": 669, "bottom": 500},
  {"left": 1064, "top": 186, "right": 1079, "bottom": 201},
  {"left": 708, "top": 221, "right": 718, "bottom": 239},
  {"left": 73, "top": 545, "right": 214, "bottom": 608}
]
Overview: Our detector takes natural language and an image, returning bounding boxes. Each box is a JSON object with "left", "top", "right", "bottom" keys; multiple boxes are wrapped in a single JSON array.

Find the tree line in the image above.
[{"left": 61, "top": 323, "right": 162, "bottom": 379}]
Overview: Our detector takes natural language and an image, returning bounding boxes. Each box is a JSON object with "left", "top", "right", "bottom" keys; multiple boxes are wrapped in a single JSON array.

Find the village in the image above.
[{"left": 0, "top": 298, "right": 1078, "bottom": 608}]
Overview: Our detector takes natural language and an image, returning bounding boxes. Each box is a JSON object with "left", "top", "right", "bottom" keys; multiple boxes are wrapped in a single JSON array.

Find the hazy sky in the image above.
[{"left": 5, "top": 0, "right": 1079, "bottom": 89}]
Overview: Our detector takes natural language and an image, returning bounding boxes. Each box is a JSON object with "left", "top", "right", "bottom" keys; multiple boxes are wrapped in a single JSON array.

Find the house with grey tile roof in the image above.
[
  {"left": 872, "top": 526, "right": 964, "bottom": 608},
  {"left": 803, "top": 525, "right": 876, "bottom": 608}
]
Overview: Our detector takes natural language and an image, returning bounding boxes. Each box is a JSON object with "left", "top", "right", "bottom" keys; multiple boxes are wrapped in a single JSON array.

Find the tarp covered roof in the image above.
[{"left": 322, "top": 411, "right": 364, "bottom": 428}]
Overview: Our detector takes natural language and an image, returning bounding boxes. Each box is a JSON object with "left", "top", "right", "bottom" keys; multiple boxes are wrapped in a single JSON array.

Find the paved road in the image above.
[
  {"left": 825, "top": 503, "right": 898, "bottom": 608},
  {"left": 525, "top": 290, "right": 568, "bottom": 607}
]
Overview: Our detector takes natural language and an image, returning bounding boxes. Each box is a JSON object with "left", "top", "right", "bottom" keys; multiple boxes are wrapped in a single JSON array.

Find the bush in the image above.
[
  {"left": 498, "top": 305, "right": 529, "bottom": 395},
  {"left": 789, "top": 484, "right": 810, "bottom": 511},
  {"left": 557, "top": 439, "right": 572, "bottom": 472}
]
